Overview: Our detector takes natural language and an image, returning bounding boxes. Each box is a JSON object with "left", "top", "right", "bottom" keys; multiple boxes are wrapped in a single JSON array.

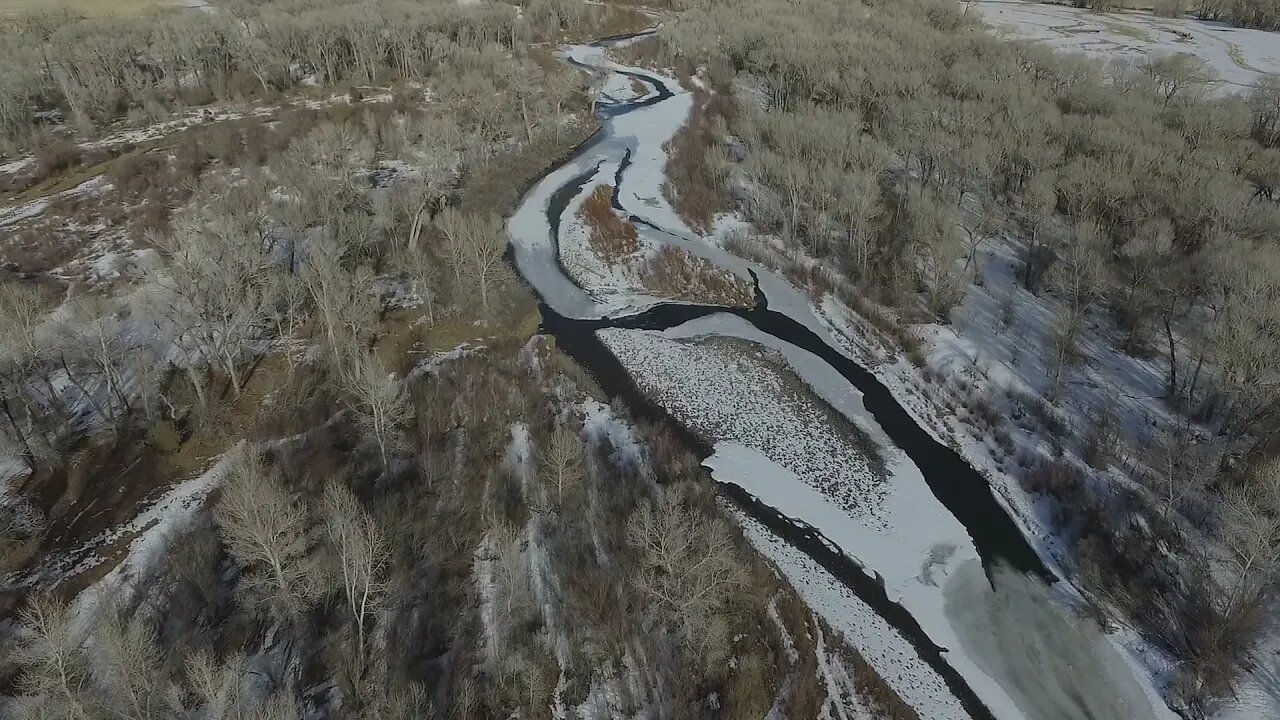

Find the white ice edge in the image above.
[{"left": 727, "top": 502, "right": 969, "bottom": 720}]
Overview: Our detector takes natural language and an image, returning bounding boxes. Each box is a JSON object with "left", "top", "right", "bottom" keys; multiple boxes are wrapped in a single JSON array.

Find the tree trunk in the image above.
[
  {"left": 1023, "top": 231, "right": 1040, "bottom": 291},
  {"left": 0, "top": 396, "right": 38, "bottom": 470},
  {"left": 60, "top": 354, "right": 111, "bottom": 426},
  {"left": 223, "top": 351, "right": 243, "bottom": 398},
  {"left": 521, "top": 97, "right": 534, "bottom": 144},
  {"left": 185, "top": 363, "right": 207, "bottom": 407},
  {"left": 1186, "top": 351, "right": 1205, "bottom": 408}
]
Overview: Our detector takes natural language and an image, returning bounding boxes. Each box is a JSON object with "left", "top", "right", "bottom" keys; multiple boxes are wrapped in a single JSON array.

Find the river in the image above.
[{"left": 506, "top": 28, "right": 1169, "bottom": 720}]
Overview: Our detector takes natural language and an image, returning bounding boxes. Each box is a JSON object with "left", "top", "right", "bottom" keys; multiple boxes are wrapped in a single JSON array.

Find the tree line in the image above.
[{"left": 0, "top": 0, "right": 597, "bottom": 150}]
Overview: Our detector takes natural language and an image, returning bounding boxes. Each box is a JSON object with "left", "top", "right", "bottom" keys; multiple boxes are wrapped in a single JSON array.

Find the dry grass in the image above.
[
  {"left": 640, "top": 246, "right": 754, "bottom": 307},
  {"left": 578, "top": 184, "right": 640, "bottom": 262},
  {"left": 663, "top": 88, "right": 734, "bottom": 234}
]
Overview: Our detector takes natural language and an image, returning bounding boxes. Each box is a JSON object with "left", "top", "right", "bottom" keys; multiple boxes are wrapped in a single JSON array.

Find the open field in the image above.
[{"left": 968, "top": 0, "right": 1280, "bottom": 91}]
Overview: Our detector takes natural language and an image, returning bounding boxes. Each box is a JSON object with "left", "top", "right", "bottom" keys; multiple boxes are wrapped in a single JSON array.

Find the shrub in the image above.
[
  {"left": 664, "top": 90, "right": 734, "bottom": 234},
  {"left": 578, "top": 185, "right": 639, "bottom": 261},
  {"left": 640, "top": 246, "right": 755, "bottom": 306},
  {"left": 32, "top": 140, "right": 83, "bottom": 181},
  {"left": 1081, "top": 404, "right": 1121, "bottom": 469}
]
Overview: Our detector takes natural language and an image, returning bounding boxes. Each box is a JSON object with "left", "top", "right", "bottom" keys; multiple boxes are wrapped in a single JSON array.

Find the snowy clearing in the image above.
[{"left": 968, "top": 0, "right": 1280, "bottom": 91}]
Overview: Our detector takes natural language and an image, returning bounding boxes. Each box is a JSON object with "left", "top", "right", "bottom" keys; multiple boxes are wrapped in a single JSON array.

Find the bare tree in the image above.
[
  {"left": 1141, "top": 54, "right": 1214, "bottom": 107},
  {"left": 1220, "top": 482, "right": 1280, "bottom": 611},
  {"left": 185, "top": 650, "right": 248, "bottom": 720},
  {"left": 836, "top": 168, "right": 883, "bottom": 278},
  {"left": 1143, "top": 423, "right": 1218, "bottom": 521},
  {"left": 393, "top": 244, "right": 444, "bottom": 327},
  {"left": 300, "top": 233, "right": 378, "bottom": 368},
  {"left": 55, "top": 296, "right": 141, "bottom": 432},
  {"left": 1, "top": 494, "right": 45, "bottom": 572},
  {"left": 320, "top": 482, "right": 390, "bottom": 678},
  {"left": 496, "top": 646, "right": 556, "bottom": 717},
  {"left": 401, "top": 175, "right": 451, "bottom": 254},
  {"left": 537, "top": 425, "right": 584, "bottom": 507},
  {"left": 0, "top": 282, "right": 53, "bottom": 362},
  {"left": 960, "top": 198, "right": 999, "bottom": 273},
  {"left": 12, "top": 594, "right": 92, "bottom": 720},
  {"left": 473, "top": 522, "right": 535, "bottom": 676},
  {"left": 1204, "top": 245, "right": 1280, "bottom": 439},
  {"left": 243, "top": 693, "right": 304, "bottom": 720},
  {"left": 1018, "top": 170, "right": 1057, "bottom": 292},
  {"left": 357, "top": 682, "right": 432, "bottom": 720},
  {"left": 1248, "top": 77, "right": 1280, "bottom": 148},
  {"left": 627, "top": 487, "right": 748, "bottom": 665},
  {"left": 0, "top": 280, "right": 56, "bottom": 466},
  {"left": 435, "top": 210, "right": 508, "bottom": 312},
  {"left": 1044, "top": 223, "right": 1106, "bottom": 400},
  {"left": 214, "top": 445, "right": 322, "bottom": 614},
  {"left": 150, "top": 209, "right": 275, "bottom": 404},
  {"left": 0, "top": 284, "right": 72, "bottom": 469},
  {"left": 341, "top": 351, "right": 411, "bottom": 470},
  {"left": 89, "top": 602, "right": 181, "bottom": 720},
  {"left": 906, "top": 185, "right": 966, "bottom": 318}
]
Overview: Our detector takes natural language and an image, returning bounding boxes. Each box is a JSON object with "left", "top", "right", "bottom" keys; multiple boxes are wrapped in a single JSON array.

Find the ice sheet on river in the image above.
[
  {"left": 600, "top": 314, "right": 1167, "bottom": 720},
  {"left": 507, "top": 47, "right": 697, "bottom": 319},
  {"left": 729, "top": 504, "right": 968, "bottom": 720},
  {"left": 598, "top": 316, "right": 1018, "bottom": 716}
]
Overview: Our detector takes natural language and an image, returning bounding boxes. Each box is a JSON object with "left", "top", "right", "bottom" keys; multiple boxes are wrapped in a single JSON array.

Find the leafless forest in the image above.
[
  {"left": 0, "top": 1, "right": 917, "bottom": 718},
  {"left": 641, "top": 0, "right": 1280, "bottom": 713},
  {"left": 1, "top": 0, "right": 1279, "bottom": 718}
]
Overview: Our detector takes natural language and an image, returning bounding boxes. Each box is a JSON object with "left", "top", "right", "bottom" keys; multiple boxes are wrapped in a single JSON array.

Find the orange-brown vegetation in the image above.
[
  {"left": 640, "top": 246, "right": 754, "bottom": 307},
  {"left": 578, "top": 184, "right": 639, "bottom": 262},
  {"left": 664, "top": 87, "right": 735, "bottom": 234}
]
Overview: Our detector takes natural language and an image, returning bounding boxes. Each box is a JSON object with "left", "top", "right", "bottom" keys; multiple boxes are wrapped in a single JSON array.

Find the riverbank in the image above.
[{"left": 507, "top": 28, "right": 1177, "bottom": 720}]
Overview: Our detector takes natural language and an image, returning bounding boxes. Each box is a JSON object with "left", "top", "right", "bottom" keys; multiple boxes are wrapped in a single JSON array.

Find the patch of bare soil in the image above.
[{"left": 1, "top": 353, "right": 299, "bottom": 613}]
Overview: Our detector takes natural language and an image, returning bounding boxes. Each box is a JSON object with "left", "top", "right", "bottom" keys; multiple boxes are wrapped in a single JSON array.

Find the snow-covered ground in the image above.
[
  {"left": 600, "top": 314, "right": 1171, "bottom": 720},
  {"left": 66, "top": 453, "right": 229, "bottom": 637},
  {"left": 555, "top": 167, "right": 668, "bottom": 309},
  {"left": 0, "top": 175, "right": 110, "bottom": 231},
  {"left": 600, "top": 322, "right": 890, "bottom": 524},
  {"left": 968, "top": 0, "right": 1280, "bottom": 92},
  {"left": 810, "top": 233, "right": 1185, "bottom": 530},
  {"left": 730, "top": 505, "right": 969, "bottom": 720}
]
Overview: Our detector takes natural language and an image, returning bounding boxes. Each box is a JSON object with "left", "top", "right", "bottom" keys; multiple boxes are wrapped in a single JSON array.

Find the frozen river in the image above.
[{"left": 508, "top": 27, "right": 1173, "bottom": 720}]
